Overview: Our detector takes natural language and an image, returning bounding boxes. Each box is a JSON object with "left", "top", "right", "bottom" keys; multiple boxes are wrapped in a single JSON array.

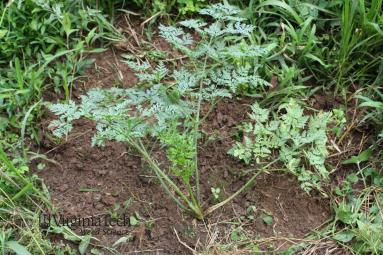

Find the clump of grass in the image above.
[
  {"left": 0, "top": 0, "right": 124, "bottom": 253},
  {"left": 0, "top": 146, "right": 73, "bottom": 254},
  {"left": 329, "top": 166, "right": 383, "bottom": 254},
  {"left": 0, "top": 0, "right": 122, "bottom": 136}
]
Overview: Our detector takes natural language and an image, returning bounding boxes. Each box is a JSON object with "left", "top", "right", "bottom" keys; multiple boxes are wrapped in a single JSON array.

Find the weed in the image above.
[
  {"left": 48, "top": 3, "right": 272, "bottom": 220},
  {"left": 357, "top": 88, "right": 383, "bottom": 140},
  {"left": 2, "top": 0, "right": 383, "bottom": 253},
  {"left": 0, "top": 146, "right": 70, "bottom": 254},
  {"left": 331, "top": 168, "right": 383, "bottom": 254},
  {"left": 211, "top": 187, "right": 221, "bottom": 201},
  {"left": 0, "top": 1, "right": 124, "bottom": 253},
  {"left": 133, "top": 0, "right": 207, "bottom": 16},
  {"left": 229, "top": 99, "right": 338, "bottom": 193},
  {"left": 0, "top": 0, "right": 121, "bottom": 134}
]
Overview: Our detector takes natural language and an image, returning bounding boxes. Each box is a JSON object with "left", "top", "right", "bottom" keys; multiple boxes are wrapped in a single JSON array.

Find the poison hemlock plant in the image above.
[
  {"left": 49, "top": 3, "right": 273, "bottom": 220},
  {"left": 156, "top": 3, "right": 272, "bottom": 95},
  {"left": 229, "top": 99, "right": 336, "bottom": 193},
  {"left": 49, "top": 87, "right": 204, "bottom": 218},
  {"left": 124, "top": 3, "right": 272, "bottom": 97},
  {"left": 159, "top": 123, "right": 196, "bottom": 185}
]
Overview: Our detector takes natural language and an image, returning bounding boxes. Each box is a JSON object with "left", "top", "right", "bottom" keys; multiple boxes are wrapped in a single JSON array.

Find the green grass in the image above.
[
  {"left": 0, "top": 146, "right": 68, "bottom": 254},
  {"left": 0, "top": 0, "right": 122, "bottom": 134},
  {"left": 0, "top": 0, "right": 124, "bottom": 253}
]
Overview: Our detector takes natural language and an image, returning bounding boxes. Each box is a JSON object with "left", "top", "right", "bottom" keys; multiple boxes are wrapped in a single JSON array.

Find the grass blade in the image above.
[
  {"left": 257, "top": 0, "right": 303, "bottom": 24},
  {"left": 14, "top": 57, "right": 24, "bottom": 89},
  {"left": 5, "top": 241, "right": 32, "bottom": 255}
]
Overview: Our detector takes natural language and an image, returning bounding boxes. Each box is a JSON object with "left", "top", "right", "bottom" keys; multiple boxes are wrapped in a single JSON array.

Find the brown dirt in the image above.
[
  {"left": 37, "top": 118, "right": 193, "bottom": 254},
  {"left": 197, "top": 98, "right": 331, "bottom": 251},
  {"left": 33, "top": 31, "right": 333, "bottom": 254}
]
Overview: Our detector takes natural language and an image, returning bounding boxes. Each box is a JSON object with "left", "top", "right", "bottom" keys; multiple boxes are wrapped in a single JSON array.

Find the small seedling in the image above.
[
  {"left": 37, "top": 163, "right": 46, "bottom": 171},
  {"left": 129, "top": 215, "right": 139, "bottom": 226},
  {"left": 108, "top": 203, "right": 121, "bottom": 220},
  {"left": 112, "top": 235, "right": 134, "bottom": 248},
  {"left": 129, "top": 212, "right": 142, "bottom": 226},
  {"left": 230, "top": 227, "right": 247, "bottom": 242},
  {"left": 211, "top": 187, "right": 221, "bottom": 200},
  {"left": 260, "top": 211, "right": 273, "bottom": 226}
]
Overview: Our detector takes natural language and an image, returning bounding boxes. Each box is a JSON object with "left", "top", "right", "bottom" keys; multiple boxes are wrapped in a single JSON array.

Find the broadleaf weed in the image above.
[
  {"left": 48, "top": 3, "right": 272, "bottom": 219},
  {"left": 229, "top": 98, "right": 337, "bottom": 193}
]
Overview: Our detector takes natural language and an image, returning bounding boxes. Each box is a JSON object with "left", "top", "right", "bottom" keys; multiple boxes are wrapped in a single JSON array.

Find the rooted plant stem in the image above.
[
  {"left": 129, "top": 139, "right": 204, "bottom": 219},
  {"left": 205, "top": 159, "right": 278, "bottom": 216},
  {"left": 193, "top": 37, "right": 214, "bottom": 205}
]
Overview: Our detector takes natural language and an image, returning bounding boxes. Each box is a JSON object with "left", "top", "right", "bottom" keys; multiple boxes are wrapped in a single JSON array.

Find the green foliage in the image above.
[
  {"left": 342, "top": 149, "right": 373, "bottom": 165},
  {"left": 243, "top": 0, "right": 329, "bottom": 87},
  {"left": 332, "top": 168, "right": 383, "bottom": 254},
  {"left": 0, "top": 0, "right": 121, "bottom": 132},
  {"left": 241, "top": 0, "right": 383, "bottom": 95},
  {"left": 13, "top": 0, "right": 383, "bottom": 252},
  {"left": 0, "top": 1, "right": 123, "bottom": 254},
  {"left": 0, "top": 147, "right": 71, "bottom": 254},
  {"left": 158, "top": 4, "right": 271, "bottom": 94},
  {"left": 48, "top": 3, "right": 272, "bottom": 220},
  {"left": 229, "top": 99, "right": 334, "bottom": 193},
  {"left": 2, "top": 239, "right": 32, "bottom": 255},
  {"left": 178, "top": 0, "right": 206, "bottom": 14},
  {"left": 357, "top": 89, "right": 383, "bottom": 139},
  {"left": 331, "top": 107, "right": 347, "bottom": 138},
  {"left": 49, "top": 3, "right": 271, "bottom": 142},
  {"left": 158, "top": 122, "right": 201, "bottom": 211},
  {"left": 159, "top": 123, "right": 196, "bottom": 184},
  {"left": 333, "top": 0, "right": 383, "bottom": 91},
  {"left": 0, "top": 146, "right": 33, "bottom": 201},
  {"left": 48, "top": 85, "right": 193, "bottom": 142},
  {"left": 132, "top": 0, "right": 207, "bottom": 15}
]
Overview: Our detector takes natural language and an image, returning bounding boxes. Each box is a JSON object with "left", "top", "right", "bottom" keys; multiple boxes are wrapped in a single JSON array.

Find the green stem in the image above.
[
  {"left": 11, "top": 183, "right": 33, "bottom": 201},
  {"left": 151, "top": 161, "right": 187, "bottom": 211},
  {"left": 193, "top": 37, "right": 214, "bottom": 205},
  {"left": 185, "top": 181, "right": 202, "bottom": 216},
  {"left": 0, "top": 1, "right": 9, "bottom": 27},
  {"left": 205, "top": 160, "right": 277, "bottom": 216},
  {"left": 130, "top": 139, "right": 203, "bottom": 218}
]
